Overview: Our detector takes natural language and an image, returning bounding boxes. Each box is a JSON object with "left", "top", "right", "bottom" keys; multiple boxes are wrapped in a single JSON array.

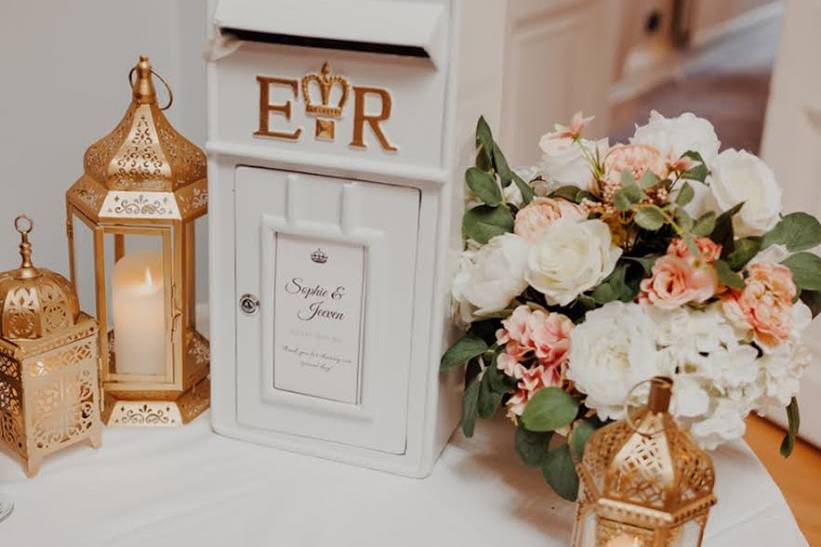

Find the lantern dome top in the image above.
[
  {"left": 579, "top": 377, "right": 716, "bottom": 523},
  {"left": 67, "top": 56, "right": 208, "bottom": 224},
  {"left": 0, "top": 216, "right": 80, "bottom": 341}
]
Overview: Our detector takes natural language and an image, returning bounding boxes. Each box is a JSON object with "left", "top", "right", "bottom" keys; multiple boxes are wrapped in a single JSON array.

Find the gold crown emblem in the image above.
[{"left": 302, "top": 63, "right": 350, "bottom": 118}]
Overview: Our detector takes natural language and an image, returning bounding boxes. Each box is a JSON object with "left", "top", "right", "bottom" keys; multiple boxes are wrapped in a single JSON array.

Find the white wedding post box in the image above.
[{"left": 207, "top": 0, "right": 510, "bottom": 477}]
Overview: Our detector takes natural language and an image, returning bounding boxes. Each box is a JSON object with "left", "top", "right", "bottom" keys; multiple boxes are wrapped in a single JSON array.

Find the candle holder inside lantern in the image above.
[{"left": 65, "top": 56, "right": 209, "bottom": 426}]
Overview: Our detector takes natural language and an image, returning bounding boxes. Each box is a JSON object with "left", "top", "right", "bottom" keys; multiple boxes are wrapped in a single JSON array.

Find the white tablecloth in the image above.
[{"left": 0, "top": 413, "right": 806, "bottom": 547}]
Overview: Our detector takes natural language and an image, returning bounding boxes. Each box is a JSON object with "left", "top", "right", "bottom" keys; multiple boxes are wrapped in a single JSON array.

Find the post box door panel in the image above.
[{"left": 234, "top": 166, "right": 420, "bottom": 454}]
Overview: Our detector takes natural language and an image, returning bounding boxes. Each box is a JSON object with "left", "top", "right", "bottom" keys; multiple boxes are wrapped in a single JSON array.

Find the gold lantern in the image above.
[
  {"left": 66, "top": 56, "right": 210, "bottom": 427},
  {"left": 573, "top": 377, "right": 717, "bottom": 547},
  {"left": 0, "top": 216, "right": 102, "bottom": 476}
]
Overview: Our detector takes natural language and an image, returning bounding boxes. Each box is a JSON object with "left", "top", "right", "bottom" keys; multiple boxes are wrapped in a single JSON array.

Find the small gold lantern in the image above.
[
  {"left": 66, "top": 56, "right": 210, "bottom": 427},
  {"left": 573, "top": 377, "right": 717, "bottom": 547},
  {"left": 0, "top": 216, "right": 102, "bottom": 476}
]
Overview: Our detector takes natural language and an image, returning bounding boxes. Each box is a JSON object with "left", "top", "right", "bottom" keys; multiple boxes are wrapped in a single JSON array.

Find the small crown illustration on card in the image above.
[
  {"left": 302, "top": 62, "right": 350, "bottom": 118},
  {"left": 311, "top": 248, "right": 328, "bottom": 264}
]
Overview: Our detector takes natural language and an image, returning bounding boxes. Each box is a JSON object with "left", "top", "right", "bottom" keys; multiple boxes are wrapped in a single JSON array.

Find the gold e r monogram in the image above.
[
  {"left": 255, "top": 76, "right": 302, "bottom": 141},
  {"left": 350, "top": 86, "right": 398, "bottom": 152}
]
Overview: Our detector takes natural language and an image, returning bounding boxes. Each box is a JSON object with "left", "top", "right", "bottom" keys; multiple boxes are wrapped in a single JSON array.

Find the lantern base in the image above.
[{"left": 102, "top": 376, "right": 210, "bottom": 427}]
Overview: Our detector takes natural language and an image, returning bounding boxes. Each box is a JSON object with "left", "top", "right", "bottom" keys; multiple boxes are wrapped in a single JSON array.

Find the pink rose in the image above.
[
  {"left": 514, "top": 198, "right": 585, "bottom": 243},
  {"left": 503, "top": 364, "right": 561, "bottom": 419},
  {"left": 527, "top": 309, "right": 573, "bottom": 368},
  {"left": 722, "top": 263, "right": 796, "bottom": 348},
  {"left": 603, "top": 144, "right": 668, "bottom": 186},
  {"left": 496, "top": 305, "right": 532, "bottom": 359},
  {"left": 667, "top": 237, "right": 722, "bottom": 264},
  {"left": 639, "top": 255, "right": 717, "bottom": 309}
]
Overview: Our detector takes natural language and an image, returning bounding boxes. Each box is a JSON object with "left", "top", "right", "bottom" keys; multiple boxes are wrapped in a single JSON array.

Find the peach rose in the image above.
[
  {"left": 503, "top": 364, "right": 561, "bottom": 419},
  {"left": 667, "top": 237, "right": 722, "bottom": 264},
  {"left": 603, "top": 144, "right": 668, "bottom": 186},
  {"left": 722, "top": 263, "right": 796, "bottom": 348},
  {"left": 639, "top": 255, "right": 718, "bottom": 309},
  {"left": 514, "top": 198, "right": 585, "bottom": 243},
  {"left": 496, "top": 305, "right": 532, "bottom": 360}
]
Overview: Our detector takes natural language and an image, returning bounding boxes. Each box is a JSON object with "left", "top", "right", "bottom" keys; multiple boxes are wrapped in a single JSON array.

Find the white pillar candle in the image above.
[{"left": 112, "top": 250, "right": 166, "bottom": 376}]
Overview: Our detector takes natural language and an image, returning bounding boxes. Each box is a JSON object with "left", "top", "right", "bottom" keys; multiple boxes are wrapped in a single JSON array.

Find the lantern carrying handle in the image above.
[
  {"left": 128, "top": 67, "right": 174, "bottom": 111},
  {"left": 622, "top": 376, "right": 673, "bottom": 438}
]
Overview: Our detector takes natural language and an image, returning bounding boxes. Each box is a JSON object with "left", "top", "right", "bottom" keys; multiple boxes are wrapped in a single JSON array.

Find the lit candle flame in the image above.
[{"left": 144, "top": 267, "right": 154, "bottom": 289}]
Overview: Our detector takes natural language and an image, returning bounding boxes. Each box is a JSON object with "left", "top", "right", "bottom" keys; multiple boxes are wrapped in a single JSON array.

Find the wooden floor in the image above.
[{"left": 611, "top": 15, "right": 821, "bottom": 545}]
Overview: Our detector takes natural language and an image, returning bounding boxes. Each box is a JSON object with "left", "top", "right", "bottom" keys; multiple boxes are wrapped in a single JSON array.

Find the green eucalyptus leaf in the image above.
[
  {"left": 635, "top": 206, "right": 665, "bottom": 231},
  {"left": 639, "top": 171, "right": 661, "bottom": 189},
  {"left": 492, "top": 143, "right": 513, "bottom": 187},
  {"left": 800, "top": 290, "right": 821, "bottom": 318},
  {"left": 440, "top": 334, "right": 489, "bottom": 372},
  {"left": 674, "top": 207, "right": 694, "bottom": 232},
  {"left": 726, "top": 237, "right": 762, "bottom": 270},
  {"left": 716, "top": 259, "right": 745, "bottom": 289},
  {"left": 466, "top": 167, "right": 502, "bottom": 206},
  {"left": 780, "top": 397, "right": 800, "bottom": 458},
  {"left": 762, "top": 212, "right": 821, "bottom": 252},
  {"left": 570, "top": 420, "right": 597, "bottom": 461},
  {"left": 512, "top": 172, "right": 535, "bottom": 205},
  {"left": 620, "top": 169, "right": 636, "bottom": 187},
  {"left": 681, "top": 150, "right": 709, "bottom": 182},
  {"left": 463, "top": 205, "right": 514, "bottom": 244},
  {"left": 462, "top": 374, "right": 481, "bottom": 437},
  {"left": 591, "top": 263, "right": 637, "bottom": 304},
  {"left": 692, "top": 212, "right": 717, "bottom": 237},
  {"left": 521, "top": 387, "right": 579, "bottom": 432},
  {"left": 782, "top": 252, "right": 821, "bottom": 291},
  {"left": 478, "top": 367, "right": 505, "bottom": 418},
  {"left": 676, "top": 182, "right": 695, "bottom": 206},
  {"left": 549, "top": 185, "right": 585, "bottom": 203},
  {"left": 712, "top": 202, "right": 744, "bottom": 253},
  {"left": 476, "top": 116, "right": 494, "bottom": 157},
  {"left": 515, "top": 425, "right": 553, "bottom": 468},
  {"left": 541, "top": 443, "right": 580, "bottom": 501},
  {"left": 614, "top": 191, "right": 632, "bottom": 212}
]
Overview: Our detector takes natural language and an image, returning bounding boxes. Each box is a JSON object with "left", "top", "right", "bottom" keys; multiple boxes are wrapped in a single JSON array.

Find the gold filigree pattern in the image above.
[
  {"left": 187, "top": 330, "right": 210, "bottom": 367},
  {"left": 111, "top": 403, "right": 175, "bottom": 426},
  {"left": 31, "top": 368, "right": 96, "bottom": 451},
  {"left": 0, "top": 314, "right": 101, "bottom": 476},
  {"left": 110, "top": 193, "right": 171, "bottom": 216},
  {"left": 1, "top": 277, "right": 79, "bottom": 341}
]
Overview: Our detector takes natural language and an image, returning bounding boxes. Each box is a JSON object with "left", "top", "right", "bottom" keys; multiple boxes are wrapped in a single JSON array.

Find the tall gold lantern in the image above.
[
  {"left": 66, "top": 56, "right": 210, "bottom": 427},
  {"left": 573, "top": 377, "right": 717, "bottom": 547},
  {"left": 0, "top": 216, "right": 102, "bottom": 476}
]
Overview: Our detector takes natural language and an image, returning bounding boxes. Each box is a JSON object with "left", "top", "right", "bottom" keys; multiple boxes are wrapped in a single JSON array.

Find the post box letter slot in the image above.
[{"left": 214, "top": 0, "right": 447, "bottom": 66}]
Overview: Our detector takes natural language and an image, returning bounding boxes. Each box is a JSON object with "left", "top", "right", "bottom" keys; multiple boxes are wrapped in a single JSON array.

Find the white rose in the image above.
[
  {"left": 451, "top": 233, "right": 529, "bottom": 321},
  {"left": 631, "top": 111, "right": 721, "bottom": 165},
  {"left": 538, "top": 136, "right": 607, "bottom": 189},
  {"left": 568, "top": 302, "right": 662, "bottom": 420},
  {"left": 525, "top": 218, "right": 621, "bottom": 306},
  {"left": 711, "top": 149, "right": 782, "bottom": 237}
]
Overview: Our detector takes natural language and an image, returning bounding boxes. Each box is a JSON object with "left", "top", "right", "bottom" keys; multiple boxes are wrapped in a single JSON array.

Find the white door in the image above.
[
  {"left": 234, "top": 166, "right": 420, "bottom": 454},
  {"left": 761, "top": 0, "right": 821, "bottom": 447}
]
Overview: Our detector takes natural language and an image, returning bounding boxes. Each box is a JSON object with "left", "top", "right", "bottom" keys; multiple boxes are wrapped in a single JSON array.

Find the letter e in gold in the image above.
[{"left": 255, "top": 76, "right": 302, "bottom": 141}]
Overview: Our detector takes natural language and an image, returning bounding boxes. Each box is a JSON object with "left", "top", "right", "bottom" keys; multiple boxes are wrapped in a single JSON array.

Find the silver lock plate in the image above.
[{"left": 239, "top": 294, "right": 259, "bottom": 315}]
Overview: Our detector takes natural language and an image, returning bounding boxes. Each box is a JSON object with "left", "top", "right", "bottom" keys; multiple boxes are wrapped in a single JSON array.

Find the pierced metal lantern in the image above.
[
  {"left": 573, "top": 377, "right": 717, "bottom": 547},
  {"left": 66, "top": 56, "right": 210, "bottom": 427},
  {"left": 0, "top": 216, "right": 102, "bottom": 476}
]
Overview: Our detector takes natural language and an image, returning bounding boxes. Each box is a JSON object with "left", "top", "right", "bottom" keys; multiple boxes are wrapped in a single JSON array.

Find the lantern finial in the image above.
[
  {"left": 13, "top": 215, "right": 39, "bottom": 279},
  {"left": 647, "top": 376, "right": 672, "bottom": 413},
  {"left": 132, "top": 55, "right": 157, "bottom": 105}
]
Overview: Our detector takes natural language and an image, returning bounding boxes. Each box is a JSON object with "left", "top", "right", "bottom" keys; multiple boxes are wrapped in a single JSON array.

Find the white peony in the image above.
[
  {"left": 525, "top": 218, "right": 621, "bottom": 306},
  {"left": 630, "top": 111, "right": 721, "bottom": 165},
  {"left": 710, "top": 149, "right": 783, "bottom": 237},
  {"left": 688, "top": 398, "right": 750, "bottom": 450},
  {"left": 538, "top": 136, "right": 607, "bottom": 189},
  {"left": 451, "top": 233, "right": 529, "bottom": 322},
  {"left": 567, "top": 302, "right": 662, "bottom": 420}
]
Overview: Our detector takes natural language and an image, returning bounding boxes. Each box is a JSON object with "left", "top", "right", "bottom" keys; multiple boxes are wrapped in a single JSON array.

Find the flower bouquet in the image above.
[{"left": 442, "top": 111, "right": 821, "bottom": 500}]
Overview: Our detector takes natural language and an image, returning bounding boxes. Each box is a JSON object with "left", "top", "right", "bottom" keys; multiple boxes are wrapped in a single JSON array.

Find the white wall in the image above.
[{"left": 0, "top": 0, "right": 208, "bottom": 310}]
